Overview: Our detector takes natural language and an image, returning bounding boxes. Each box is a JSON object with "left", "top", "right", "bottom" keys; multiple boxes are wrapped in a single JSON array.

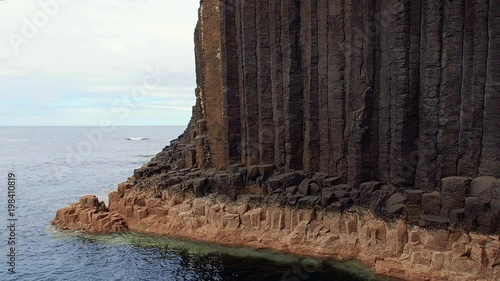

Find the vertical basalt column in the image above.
[
  {"left": 194, "top": 0, "right": 499, "bottom": 183},
  {"left": 437, "top": 0, "right": 463, "bottom": 178},
  {"left": 301, "top": 0, "right": 320, "bottom": 172},
  {"left": 345, "top": 0, "right": 374, "bottom": 187},
  {"left": 343, "top": 0, "right": 353, "bottom": 183},
  {"left": 407, "top": 0, "right": 421, "bottom": 184},
  {"left": 256, "top": 0, "right": 275, "bottom": 165},
  {"left": 327, "top": 0, "right": 346, "bottom": 179},
  {"left": 377, "top": 0, "right": 392, "bottom": 184},
  {"left": 389, "top": 0, "right": 419, "bottom": 187},
  {"left": 366, "top": 0, "right": 379, "bottom": 181},
  {"left": 235, "top": 0, "right": 247, "bottom": 165},
  {"left": 270, "top": 0, "right": 286, "bottom": 168},
  {"left": 199, "top": 0, "right": 226, "bottom": 169},
  {"left": 457, "top": 0, "right": 489, "bottom": 177},
  {"left": 194, "top": 21, "right": 204, "bottom": 94},
  {"left": 416, "top": 0, "right": 442, "bottom": 191},
  {"left": 281, "top": 0, "right": 304, "bottom": 170},
  {"left": 480, "top": 0, "right": 500, "bottom": 177},
  {"left": 317, "top": 0, "right": 329, "bottom": 174},
  {"left": 221, "top": 0, "right": 242, "bottom": 166},
  {"left": 194, "top": 18, "right": 206, "bottom": 129},
  {"left": 363, "top": 0, "right": 380, "bottom": 179},
  {"left": 240, "top": 0, "right": 259, "bottom": 166}
]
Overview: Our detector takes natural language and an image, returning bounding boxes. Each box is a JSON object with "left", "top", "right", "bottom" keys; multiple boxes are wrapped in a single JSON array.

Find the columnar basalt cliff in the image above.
[
  {"left": 195, "top": 0, "right": 500, "bottom": 187},
  {"left": 53, "top": 1, "right": 500, "bottom": 280}
]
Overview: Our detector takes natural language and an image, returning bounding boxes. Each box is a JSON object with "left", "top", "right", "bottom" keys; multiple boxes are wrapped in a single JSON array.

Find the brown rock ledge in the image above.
[
  {"left": 53, "top": 183, "right": 500, "bottom": 281},
  {"left": 52, "top": 195, "right": 127, "bottom": 233}
]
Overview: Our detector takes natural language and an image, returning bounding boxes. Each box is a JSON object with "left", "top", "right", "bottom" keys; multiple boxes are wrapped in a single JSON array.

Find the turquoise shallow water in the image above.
[{"left": 0, "top": 127, "right": 388, "bottom": 281}]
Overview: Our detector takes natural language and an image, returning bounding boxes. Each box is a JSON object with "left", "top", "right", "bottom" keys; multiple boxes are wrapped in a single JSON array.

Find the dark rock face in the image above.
[
  {"left": 134, "top": 0, "right": 499, "bottom": 233},
  {"left": 187, "top": 0, "right": 499, "bottom": 190}
]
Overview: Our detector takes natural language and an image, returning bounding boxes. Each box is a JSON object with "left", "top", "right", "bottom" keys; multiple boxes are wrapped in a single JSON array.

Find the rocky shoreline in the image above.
[
  {"left": 52, "top": 143, "right": 500, "bottom": 281},
  {"left": 52, "top": 182, "right": 500, "bottom": 281}
]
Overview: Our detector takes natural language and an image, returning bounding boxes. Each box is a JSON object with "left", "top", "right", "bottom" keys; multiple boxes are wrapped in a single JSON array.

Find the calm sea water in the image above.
[{"left": 0, "top": 127, "right": 387, "bottom": 281}]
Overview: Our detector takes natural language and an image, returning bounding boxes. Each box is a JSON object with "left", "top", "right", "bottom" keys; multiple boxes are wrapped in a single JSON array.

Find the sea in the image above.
[{"left": 0, "top": 127, "right": 389, "bottom": 281}]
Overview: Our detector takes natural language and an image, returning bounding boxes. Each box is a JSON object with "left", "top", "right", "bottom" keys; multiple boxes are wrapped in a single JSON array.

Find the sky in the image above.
[{"left": 0, "top": 0, "right": 199, "bottom": 126}]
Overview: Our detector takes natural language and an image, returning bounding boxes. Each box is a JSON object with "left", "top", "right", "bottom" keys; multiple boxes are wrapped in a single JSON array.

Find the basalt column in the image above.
[
  {"left": 199, "top": 0, "right": 226, "bottom": 169},
  {"left": 436, "top": 0, "right": 463, "bottom": 179},
  {"left": 194, "top": 0, "right": 499, "bottom": 185},
  {"left": 480, "top": 0, "right": 500, "bottom": 177},
  {"left": 344, "top": 0, "right": 376, "bottom": 187},
  {"left": 389, "top": 0, "right": 420, "bottom": 187},
  {"left": 239, "top": 0, "right": 259, "bottom": 166},
  {"left": 256, "top": 0, "right": 275, "bottom": 165},
  {"left": 221, "top": 0, "right": 242, "bottom": 166},
  {"left": 317, "top": 0, "right": 329, "bottom": 174},
  {"left": 415, "top": 0, "right": 442, "bottom": 191},
  {"left": 457, "top": 0, "right": 489, "bottom": 178},
  {"left": 377, "top": 0, "right": 392, "bottom": 184},
  {"left": 301, "top": 0, "right": 320, "bottom": 172},
  {"left": 269, "top": 0, "right": 286, "bottom": 168},
  {"left": 281, "top": 0, "right": 304, "bottom": 170},
  {"left": 327, "top": 0, "right": 347, "bottom": 179}
]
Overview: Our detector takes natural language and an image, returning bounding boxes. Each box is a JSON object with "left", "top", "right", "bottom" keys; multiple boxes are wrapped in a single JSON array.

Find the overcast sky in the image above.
[{"left": 0, "top": 0, "right": 199, "bottom": 126}]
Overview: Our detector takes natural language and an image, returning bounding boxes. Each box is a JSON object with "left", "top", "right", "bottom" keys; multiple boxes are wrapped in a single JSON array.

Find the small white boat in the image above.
[{"left": 126, "top": 137, "right": 149, "bottom": 141}]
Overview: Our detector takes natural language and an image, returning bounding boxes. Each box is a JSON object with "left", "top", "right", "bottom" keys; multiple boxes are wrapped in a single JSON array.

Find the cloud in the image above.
[
  {"left": 136, "top": 104, "right": 192, "bottom": 112},
  {"left": 0, "top": 0, "right": 199, "bottom": 126}
]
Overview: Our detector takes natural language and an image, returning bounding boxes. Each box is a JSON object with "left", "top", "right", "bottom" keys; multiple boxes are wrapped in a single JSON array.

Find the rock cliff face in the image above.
[
  {"left": 193, "top": 0, "right": 499, "bottom": 188},
  {"left": 53, "top": 1, "right": 500, "bottom": 280},
  {"left": 173, "top": 0, "right": 500, "bottom": 234}
]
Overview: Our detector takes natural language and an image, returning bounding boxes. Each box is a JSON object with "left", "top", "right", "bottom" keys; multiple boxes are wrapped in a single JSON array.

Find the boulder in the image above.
[
  {"left": 404, "top": 189, "right": 424, "bottom": 205},
  {"left": 192, "top": 178, "right": 208, "bottom": 197},
  {"left": 441, "top": 177, "right": 471, "bottom": 215},
  {"left": 386, "top": 204, "right": 405, "bottom": 216},
  {"left": 286, "top": 195, "right": 302, "bottom": 206},
  {"left": 359, "top": 181, "right": 383, "bottom": 207},
  {"left": 449, "top": 208, "right": 465, "bottom": 225},
  {"left": 383, "top": 192, "right": 406, "bottom": 218},
  {"left": 333, "top": 184, "right": 352, "bottom": 192},
  {"left": 422, "top": 191, "right": 441, "bottom": 216},
  {"left": 247, "top": 166, "right": 261, "bottom": 181},
  {"left": 267, "top": 172, "right": 304, "bottom": 193},
  {"left": 258, "top": 164, "right": 275, "bottom": 180},
  {"left": 464, "top": 196, "right": 488, "bottom": 231},
  {"left": 285, "top": 186, "right": 298, "bottom": 196},
  {"left": 470, "top": 176, "right": 496, "bottom": 201},
  {"left": 327, "top": 198, "right": 354, "bottom": 211},
  {"left": 491, "top": 199, "right": 500, "bottom": 216},
  {"left": 323, "top": 177, "right": 343, "bottom": 187},
  {"left": 492, "top": 178, "right": 500, "bottom": 199},
  {"left": 312, "top": 173, "right": 328, "bottom": 186},
  {"left": 298, "top": 178, "right": 313, "bottom": 195},
  {"left": 321, "top": 188, "right": 336, "bottom": 207},
  {"left": 310, "top": 183, "right": 321, "bottom": 196},
  {"left": 297, "top": 196, "right": 320, "bottom": 208},
  {"left": 386, "top": 192, "right": 406, "bottom": 207}
]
